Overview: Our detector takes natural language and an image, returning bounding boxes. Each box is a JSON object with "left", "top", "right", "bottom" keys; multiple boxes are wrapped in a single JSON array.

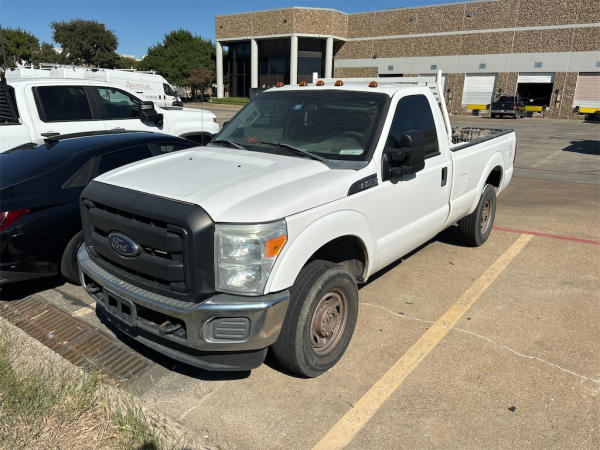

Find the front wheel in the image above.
[
  {"left": 271, "top": 260, "right": 359, "bottom": 378},
  {"left": 61, "top": 231, "right": 84, "bottom": 284},
  {"left": 457, "top": 184, "right": 497, "bottom": 246}
]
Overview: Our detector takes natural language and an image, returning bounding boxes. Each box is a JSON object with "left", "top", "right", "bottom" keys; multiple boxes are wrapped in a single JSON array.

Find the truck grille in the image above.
[
  {"left": 85, "top": 201, "right": 188, "bottom": 293},
  {"left": 80, "top": 181, "right": 215, "bottom": 303}
]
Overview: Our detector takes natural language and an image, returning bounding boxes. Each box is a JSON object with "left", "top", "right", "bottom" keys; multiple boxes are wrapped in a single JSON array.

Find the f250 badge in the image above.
[{"left": 108, "top": 232, "right": 141, "bottom": 258}]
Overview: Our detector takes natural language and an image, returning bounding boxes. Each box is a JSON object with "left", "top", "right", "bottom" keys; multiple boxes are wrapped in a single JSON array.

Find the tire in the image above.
[
  {"left": 60, "top": 231, "right": 84, "bottom": 284},
  {"left": 513, "top": 112, "right": 518, "bottom": 119},
  {"left": 272, "top": 260, "right": 359, "bottom": 378},
  {"left": 457, "top": 184, "right": 497, "bottom": 247}
]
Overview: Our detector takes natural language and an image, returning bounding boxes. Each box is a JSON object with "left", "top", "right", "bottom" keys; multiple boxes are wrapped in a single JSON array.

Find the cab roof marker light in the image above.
[
  {"left": 368, "top": 81, "right": 378, "bottom": 88},
  {"left": 316, "top": 80, "right": 325, "bottom": 86},
  {"left": 299, "top": 81, "right": 308, "bottom": 87},
  {"left": 275, "top": 82, "right": 284, "bottom": 87},
  {"left": 334, "top": 80, "right": 344, "bottom": 86}
]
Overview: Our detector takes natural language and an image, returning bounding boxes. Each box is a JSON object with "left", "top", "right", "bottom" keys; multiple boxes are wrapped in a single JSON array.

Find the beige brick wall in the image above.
[{"left": 333, "top": 67, "right": 378, "bottom": 78}]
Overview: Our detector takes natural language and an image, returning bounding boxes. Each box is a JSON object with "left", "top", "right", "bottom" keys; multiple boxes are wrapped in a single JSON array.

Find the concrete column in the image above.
[
  {"left": 216, "top": 41, "right": 224, "bottom": 98},
  {"left": 250, "top": 38, "right": 258, "bottom": 89},
  {"left": 325, "top": 37, "right": 333, "bottom": 79},
  {"left": 290, "top": 35, "right": 298, "bottom": 85}
]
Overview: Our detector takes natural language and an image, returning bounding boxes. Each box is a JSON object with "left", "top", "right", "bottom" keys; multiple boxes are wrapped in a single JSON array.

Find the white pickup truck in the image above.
[
  {"left": 0, "top": 77, "right": 219, "bottom": 152},
  {"left": 77, "top": 72, "right": 515, "bottom": 377}
]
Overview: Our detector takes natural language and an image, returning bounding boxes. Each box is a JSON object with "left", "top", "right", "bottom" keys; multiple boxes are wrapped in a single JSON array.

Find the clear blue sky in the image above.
[{"left": 1, "top": 0, "right": 463, "bottom": 59}]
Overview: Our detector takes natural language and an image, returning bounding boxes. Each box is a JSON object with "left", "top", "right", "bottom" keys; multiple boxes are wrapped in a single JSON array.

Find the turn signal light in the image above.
[
  {"left": 368, "top": 81, "right": 378, "bottom": 88},
  {"left": 275, "top": 82, "right": 284, "bottom": 87},
  {"left": 299, "top": 80, "right": 308, "bottom": 86},
  {"left": 334, "top": 80, "right": 344, "bottom": 86},
  {"left": 0, "top": 209, "right": 30, "bottom": 232},
  {"left": 265, "top": 235, "right": 287, "bottom": 258},
  {"left": 316, "top": 80, "right": 325, "bottom": 86}
]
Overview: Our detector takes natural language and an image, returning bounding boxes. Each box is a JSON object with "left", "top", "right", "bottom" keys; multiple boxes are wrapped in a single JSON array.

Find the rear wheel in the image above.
[
  {"left": 457, "top": 184, "right": 497, "bottom": 247},
  {"left": 272, "top": 260, "right": 359, "bottom": 378},
  {"left": 60, "top": 231, "right": 84, "bottom": 284}
]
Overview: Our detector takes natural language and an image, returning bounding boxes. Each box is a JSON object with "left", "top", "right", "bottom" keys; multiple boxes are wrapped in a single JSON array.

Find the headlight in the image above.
[{"left": 215, "top": 220, "right": 287, "bottom": 295}]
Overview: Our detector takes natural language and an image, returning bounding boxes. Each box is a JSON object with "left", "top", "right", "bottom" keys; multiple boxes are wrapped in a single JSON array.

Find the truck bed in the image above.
[{"left": 450, "top": 127, "right": 514, "bottom": 151}]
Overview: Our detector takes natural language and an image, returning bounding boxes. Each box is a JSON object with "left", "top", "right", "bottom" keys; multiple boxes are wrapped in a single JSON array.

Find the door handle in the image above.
[{"left": 441, "top": 167, "right": 448, "bottom": 187}]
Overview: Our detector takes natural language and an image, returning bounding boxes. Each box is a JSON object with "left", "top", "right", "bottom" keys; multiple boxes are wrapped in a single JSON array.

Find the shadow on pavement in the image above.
[
  {"left": 0, "top": 275, "right": 64, "bottom": 301},
  {"left": 563, "top": 140, "right": 600, "bottom": 156}
]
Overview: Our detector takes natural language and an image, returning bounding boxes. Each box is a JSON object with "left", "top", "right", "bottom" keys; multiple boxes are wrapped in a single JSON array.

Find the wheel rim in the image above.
[
  {"left": 480, "top": 198, "right": 492, "bottom": 234},
  {"left": 310, "top": 289, "right": 348, "bottom": 355}
]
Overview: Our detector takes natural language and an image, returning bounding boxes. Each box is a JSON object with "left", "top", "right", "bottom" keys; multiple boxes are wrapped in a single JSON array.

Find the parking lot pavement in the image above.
[{"left": 0, "top": 118, "right": 598, "bottom": 448}]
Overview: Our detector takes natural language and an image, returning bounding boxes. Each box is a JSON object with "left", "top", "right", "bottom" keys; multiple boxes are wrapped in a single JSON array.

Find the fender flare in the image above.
[
  {"left": 265, "top": 210, "right": 378, "bottom": 293},
  {"left": 468, "top": 152, "right": 504, "bottom": 213}
]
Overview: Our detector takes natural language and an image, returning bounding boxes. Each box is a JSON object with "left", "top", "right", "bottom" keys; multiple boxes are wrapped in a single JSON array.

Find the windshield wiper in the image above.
[
  {"left": 210, "top": 139, "right": 247, "bottom": 150},
  {"left": 258, "top": 141, "right": 330, "bottom": 165}
]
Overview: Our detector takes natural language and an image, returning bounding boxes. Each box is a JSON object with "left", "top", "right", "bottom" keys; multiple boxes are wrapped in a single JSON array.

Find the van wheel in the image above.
[
  {"left": 457, "top": 184, "right": 497, "bottom": 247},
  {"left": 60, "top": 231, "right": 84, "bottom": 284},
  {"left": 272, "top": 260, "right": 358, "bottom": 378}
]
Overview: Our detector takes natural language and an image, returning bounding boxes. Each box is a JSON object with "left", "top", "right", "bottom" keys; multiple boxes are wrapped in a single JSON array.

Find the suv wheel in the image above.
[{"left": 272, "top": 260, "right": 359, "bottom": 377}]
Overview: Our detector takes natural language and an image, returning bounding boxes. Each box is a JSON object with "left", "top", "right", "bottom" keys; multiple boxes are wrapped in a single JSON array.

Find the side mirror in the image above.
[
  {"left": 382, "top": 130, "right": 425, "bottom": 182},
  {"left": 222, "top": 120, "right": 230, "bottom": 128},
  {"left": 140, "top": 101, "right": 163, "bottom": 127}
]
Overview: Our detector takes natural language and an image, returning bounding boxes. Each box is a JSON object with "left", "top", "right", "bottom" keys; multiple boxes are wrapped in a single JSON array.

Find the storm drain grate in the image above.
[{"left": 0, "top": 296, "right": 151, "bottom": 382}]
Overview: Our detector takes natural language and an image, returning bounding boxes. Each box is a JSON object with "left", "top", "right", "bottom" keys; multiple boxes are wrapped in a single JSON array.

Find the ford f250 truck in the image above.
[
  {"left": 0, "top": 77, "right": 219, "bottom": 152},
  {"left": 77, "top": 72, "right": 515, "bottom": 377}
]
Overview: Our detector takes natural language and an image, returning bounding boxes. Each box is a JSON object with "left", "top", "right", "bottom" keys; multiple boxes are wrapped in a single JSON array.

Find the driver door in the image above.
[{"left": 376, "top": 94, "right": 452, "bottom": 268}]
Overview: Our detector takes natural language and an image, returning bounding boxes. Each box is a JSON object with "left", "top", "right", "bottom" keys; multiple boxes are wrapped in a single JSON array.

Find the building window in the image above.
[
  {"left": 430, "top": 64, "right": 437, "bottom": 70},
  {"left": 479, "top": 63, "right": 486, "bottom": 70},
  {"left": 388, "top": 65, "right": 394, "bottom": 71},
  {"left": 534, "top": 62, "right": 543, "bottom": 68}
]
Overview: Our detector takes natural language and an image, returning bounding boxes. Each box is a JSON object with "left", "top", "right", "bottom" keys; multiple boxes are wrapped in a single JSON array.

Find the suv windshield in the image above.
[{"left": 214, "top": 90, "right": 388, "bottom": 161}]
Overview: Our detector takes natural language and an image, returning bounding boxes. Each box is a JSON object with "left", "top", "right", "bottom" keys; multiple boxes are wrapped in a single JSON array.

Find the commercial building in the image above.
[{"left": 215, "top": 0, "right": 600, "bottom": 118}]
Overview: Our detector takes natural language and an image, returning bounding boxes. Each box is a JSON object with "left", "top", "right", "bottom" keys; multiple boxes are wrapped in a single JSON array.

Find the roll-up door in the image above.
[
  {"left": 573, "top": 73, "right": 600, "bottom": 109},
  {"left": 517, "top": 73, "right": 554, "bottom": 84},
  {"left": 461, "top": 74, "right": 496, "bottom": 106}
]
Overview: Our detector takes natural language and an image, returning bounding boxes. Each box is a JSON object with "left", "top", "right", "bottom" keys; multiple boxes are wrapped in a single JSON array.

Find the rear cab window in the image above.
[
  {"left": 0, "top": 82, "right": 20, "bottom": 125},
  {"left": 35, "top": 86, "right": 93, "bottom": 121}
]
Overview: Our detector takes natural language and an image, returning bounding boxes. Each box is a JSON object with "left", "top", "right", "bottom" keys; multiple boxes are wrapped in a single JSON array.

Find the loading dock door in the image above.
[
  {"left": 461, "top": 74, "right": 496, "bottom": 107},
  {"left": 517, "top": 73, "right": 554, "bottom": 107},
  {"left": 573, "top": 73, "right": 600, "bottom": 110}
]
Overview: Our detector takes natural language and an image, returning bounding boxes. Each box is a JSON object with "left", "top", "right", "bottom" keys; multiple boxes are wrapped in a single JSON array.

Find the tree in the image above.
[
  {"left": 0, "top": 27, "right": 40, "bottom": 67},
  {"left": 31, "top": 42, "right": 64, "bottom": 65},
  {"left": 115, "top": 55, "right": 140, "bottom": 70},
  {"left": 139, "top": 29, "right": 214, "bottom": 86},
  {"left": 185, "top": 67, "right": 215, "bottom": 100},
  {"left": 51, "top": 19, "right": 118, "bottom": 67}
]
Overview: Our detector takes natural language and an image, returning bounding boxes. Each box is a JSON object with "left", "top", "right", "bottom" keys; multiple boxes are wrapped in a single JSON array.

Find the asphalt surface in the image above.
[{"left": 1, "top": 114, "right": 599, "bottom": 449}]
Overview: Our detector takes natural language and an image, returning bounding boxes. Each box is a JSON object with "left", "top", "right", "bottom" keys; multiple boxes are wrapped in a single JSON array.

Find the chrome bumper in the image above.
[{"left": 77, "top": 245, "right": 290, "bottom": 355}]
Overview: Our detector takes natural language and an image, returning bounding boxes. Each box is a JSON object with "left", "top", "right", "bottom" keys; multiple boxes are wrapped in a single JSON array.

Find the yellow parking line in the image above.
[
  {"left": 313, "top": 234, "right": 533, "bottom": 450},
  {"left": 71, "top": 302, "right": 96, "bottom": 318}
]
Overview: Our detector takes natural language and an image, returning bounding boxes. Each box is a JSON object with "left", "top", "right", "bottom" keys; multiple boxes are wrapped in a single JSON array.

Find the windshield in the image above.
[
  {"left": 497, "top": 95, "right": 516, "bottom": 102},
  {"left": 214, "top": 90, "right": 388, "bottom": 161},
  {"left": 163, "top": 83, "right": 176, "bottom": 97}
]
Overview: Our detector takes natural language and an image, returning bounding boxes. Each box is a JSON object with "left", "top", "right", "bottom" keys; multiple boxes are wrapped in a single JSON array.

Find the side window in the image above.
[
  {"left": 150, "top": 142, "right": 193, "bottom": 154},
  {"left": 386, "top": 95, "right": 439, "bottom": 158},
  {"left": 36, "top": 86, "right": 93, "bottom": 121},
  {"left": 98, "top": 145, "right": 153, "bottom": 174},
  {"left": 163, "top": 83, "right": 176, "bottom": 97},
  {"left": 96, "top": 87, "right": 141, "bottom": 120}
]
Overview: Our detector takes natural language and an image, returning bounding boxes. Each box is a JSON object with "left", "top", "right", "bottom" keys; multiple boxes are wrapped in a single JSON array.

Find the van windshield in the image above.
[{"left": 213, "top": 90, "right": 388, "bottom": 161}]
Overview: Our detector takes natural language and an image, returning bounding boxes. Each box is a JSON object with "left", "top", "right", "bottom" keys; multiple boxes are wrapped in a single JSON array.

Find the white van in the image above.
[{"left": 6, "top": 65, "right": 182, "bottom": 108}]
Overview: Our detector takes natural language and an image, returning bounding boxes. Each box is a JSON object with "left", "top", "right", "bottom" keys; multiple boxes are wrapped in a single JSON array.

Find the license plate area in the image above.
[{"left": 104, "top": 289, "right": 137, "bottom": 327}]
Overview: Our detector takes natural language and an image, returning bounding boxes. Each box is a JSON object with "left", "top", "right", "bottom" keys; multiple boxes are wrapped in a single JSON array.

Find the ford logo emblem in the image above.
[{"left": 107, "top": 232, "right": 141, "bottom": 258}]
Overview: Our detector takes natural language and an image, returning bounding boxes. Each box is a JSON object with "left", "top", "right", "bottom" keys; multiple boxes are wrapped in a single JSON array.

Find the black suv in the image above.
[{"left": 0, "top": 131, "right": 196, "bottom": 285}]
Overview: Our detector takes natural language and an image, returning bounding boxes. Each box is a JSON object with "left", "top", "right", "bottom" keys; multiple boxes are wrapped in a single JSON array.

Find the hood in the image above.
[
  {"left": 94, "top": 147, "right": 360, "bottom": 222},
  {"left": 161, "top": 106, "right": 215, "bottom": 119}
]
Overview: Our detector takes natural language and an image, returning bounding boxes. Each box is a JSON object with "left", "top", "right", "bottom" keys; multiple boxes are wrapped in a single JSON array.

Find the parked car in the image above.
[
  {"left": 0, "top": 76, "right": 219, "bottom": 152},
  {"left": 0, "top": 131, "right": 196, "bottom": 285},
  {"left": 77, "top": 72, "right": 515, "bottom": 376},
  {"left": 491, "top": 94, "right": 526, "bottom": 119}
]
